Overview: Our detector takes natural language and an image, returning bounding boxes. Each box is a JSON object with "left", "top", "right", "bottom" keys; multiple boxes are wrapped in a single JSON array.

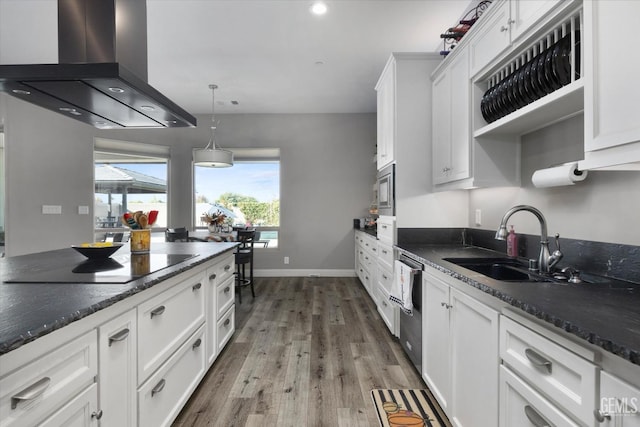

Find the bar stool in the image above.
[{"left": 235, "top": 229, "right": 256, "bottom": 303}]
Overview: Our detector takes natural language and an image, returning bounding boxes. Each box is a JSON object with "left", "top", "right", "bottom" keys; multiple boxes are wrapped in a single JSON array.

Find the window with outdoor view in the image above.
[
  {"left": 94, "top": 139, "right": 169, "bottom": 242},
  {"left": 194, "top": 149, "right": 280, "bottom": 248}
]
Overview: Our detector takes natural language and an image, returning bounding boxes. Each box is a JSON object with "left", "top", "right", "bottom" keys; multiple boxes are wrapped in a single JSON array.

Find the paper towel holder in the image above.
[{"left": 531, "top": 162, "right": 588, "bottom": 188}]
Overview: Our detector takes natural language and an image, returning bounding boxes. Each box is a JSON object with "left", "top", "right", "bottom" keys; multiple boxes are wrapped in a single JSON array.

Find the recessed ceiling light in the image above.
[
  {"left": 310, "top": 1, "right": 327, "bottom": 15},
  {"left": 140, "top": 105, "right": 155, "bottom": 111},
  {"left": 12, "top": 89, "right": 31, "bottom": 95},
  {"left": 108, "top": 87, "right": 125, "bottom": 93},
  {"left": 59, "top": 107, "right": 82, "bottom": 116}
]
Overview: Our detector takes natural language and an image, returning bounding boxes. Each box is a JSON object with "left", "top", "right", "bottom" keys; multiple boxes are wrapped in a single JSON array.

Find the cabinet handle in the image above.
[
  {"left": 441, "top": 302, "right": 452, "bottom": 309},
  {"left": 525, "top": 348, "right": 552, "bottom": 374},
  {"left": 382, "top": 300, "right": 388, "bottom": 307},
  {"left": 192, "top": 282, "right": 202, "bottom": 291},
  {"left": 150, "top": 305, "right": 166, "bottom": 318},
  {"left": 594, "top": 409, "right": 612, "bottom": 423},
  {"left": 209, "top": 273, "right": 217, "bottom": 281},
  {"left": 224, "top": 318, "right": 231, "bottom": 327},
  {"left": 524, "top": 405, "right": 551, "bottom": 427},
  {"left": 192, "top": 338, "right": 202, "bottom": 350},
  {"left": 91, "top": 410, "right": 104, "bottom": 420},
  {"left": 108, "top": 328, "right": 130, "bottom": 346},
  {"left": 382, "top": 274, "right": 388, "bottom": 280},
  {"left": 11, "top": 377, "right": 51, "bottom": 409},
  {"left": 382, "top": 250, "right": 388, "bottom": 254},
  {"left": 151, "top": 379, "right": 166, "bottom": 397},
  {"left": 224, "top": 264, "right": 232, "bottom": 271},
  {"left": 507, "top": 18, "right": 515, "bottom": 25},
  {"left": 381, "top": 225, "right": 388, "bottom": 229},
  {"left": 500, "top": 25, "right": 509, "bottom": 32}
]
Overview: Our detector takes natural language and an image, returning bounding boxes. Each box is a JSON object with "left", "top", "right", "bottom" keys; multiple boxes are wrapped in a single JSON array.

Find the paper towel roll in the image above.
[{"left": 531, "top": 162, "right": 588, "bottom": 188}]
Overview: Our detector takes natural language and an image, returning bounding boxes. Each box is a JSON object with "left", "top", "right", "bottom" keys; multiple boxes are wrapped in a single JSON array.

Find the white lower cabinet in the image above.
[
  {"left": 138, "top": 326, "right": 206, "bottom": 427},
  {"left": 0, "top": 330, "right": 97, "bottom": 427},
  {"left": 596, "top": 372, "right": 640, "bottom": 426},
  {"left": 38, "top": 383, "right": 98, "bottom": 427},
  {"left": 422, "top": 266, "right": 499, "bottom": 427},
  {"left": 500, "top": 366, "right": 580, "bottom": 427},
  {"left": 98, "top": 309, "right": 137, "bottom": 426}
]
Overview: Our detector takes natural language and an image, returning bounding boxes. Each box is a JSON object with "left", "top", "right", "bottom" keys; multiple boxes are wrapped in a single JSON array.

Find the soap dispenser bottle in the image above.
[{"left": 507, "top": 225, "right": 518, "bottom": 257}]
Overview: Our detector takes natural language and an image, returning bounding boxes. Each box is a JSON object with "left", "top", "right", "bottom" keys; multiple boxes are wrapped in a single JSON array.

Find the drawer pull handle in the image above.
[
  {"left": 524, "top": 405, "right": 551, "bottom": 427},
  {"left": 192, "top": 282, "right": 202, "bottom": 291},
  {"left": 192, "top": 338, "right": 202, "bottom": 350},
  {"left": 11, "top": 377, "right": 51, "bottom": 409},
  {"left": 594, "top": 409, "right": 612, "bottom": 422},
  {"left": 150, "top": 305, "right": 166, "bottom": 318},
  {"left": 108, "top": 328, "right": 130, "bottom": 346},
  {"left": 91, "top": 410, "right": 104, "bottom": 420},
  {"left": 382, "top": 225, "right": 388, "bottom": 229},
  {"left": 224, "top": 318, "right": 231, "bottom": 327},
  {"left": 224, "top": 264, "right": 232, "bottom": 271},
  {"left": 209, "top": 273, "right": 217, "bottom": 281},
  {"left": 441, "top": 302, "right": 452, "bottom": 309},
  {"left": 382, "top": 274, "right": 388, "bottom": 280},
  {"left": 151, "top": 379, "right": 166, "bottom": 397},
  {"left": 525, "top": 348, "right": 552, "bottom": 374},
  {"left": 224, "top": 286, "right": 231, "bottom": 293},
  {"left": 382, "top": 250, "right": 388, "bottom": 254}
]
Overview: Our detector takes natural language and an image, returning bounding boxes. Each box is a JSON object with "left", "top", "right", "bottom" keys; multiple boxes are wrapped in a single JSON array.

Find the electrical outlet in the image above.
[
  {"left": 78, "top": 205, "right": 89, "bottom": 215},
  {"left": 284, "top": 256, "right": 290, "bottom": 265},
  {"left": 475, "top": 209, "right": 482, "bottom": 226},
  {"left": 42, "top": 205, "right": 62, "bottom": 215}
]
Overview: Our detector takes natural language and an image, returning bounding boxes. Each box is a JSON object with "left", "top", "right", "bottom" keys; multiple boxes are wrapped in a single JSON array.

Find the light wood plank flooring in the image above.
[{"left": 172, "top": 276, "right": 426, "bottom": 426}]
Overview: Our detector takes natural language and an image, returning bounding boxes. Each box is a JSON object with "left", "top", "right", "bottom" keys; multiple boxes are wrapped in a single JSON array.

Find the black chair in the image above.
[
  {"left": 235, "top": 229, "right": 256, "bottom": 303},
  {"left": 165, "top": 227, "right": 207, "bottom": 242}
]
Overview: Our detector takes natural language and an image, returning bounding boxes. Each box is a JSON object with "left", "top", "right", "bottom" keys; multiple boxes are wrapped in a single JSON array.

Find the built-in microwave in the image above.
[{"left": 377, "top": 163, "right": 395, "bottom": 216}]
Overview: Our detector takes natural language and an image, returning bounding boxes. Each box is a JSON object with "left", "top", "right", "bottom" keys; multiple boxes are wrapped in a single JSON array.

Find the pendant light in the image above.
[{"left": 193, "top": 84, "right": 234, "bottom": 168}]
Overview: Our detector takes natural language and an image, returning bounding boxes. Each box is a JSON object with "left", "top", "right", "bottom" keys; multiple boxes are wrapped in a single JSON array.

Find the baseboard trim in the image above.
[{"left": 254, "top": 269, "right": 356, "bottom": 277}]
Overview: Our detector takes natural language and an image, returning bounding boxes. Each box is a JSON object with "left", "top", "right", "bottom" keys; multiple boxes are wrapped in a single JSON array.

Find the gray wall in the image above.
[
  {"left": 1, "top": 94, "right": 377, "bottom": 273},
  {"left": 469, "top": 115, "right": 640, "bottom": 246}
]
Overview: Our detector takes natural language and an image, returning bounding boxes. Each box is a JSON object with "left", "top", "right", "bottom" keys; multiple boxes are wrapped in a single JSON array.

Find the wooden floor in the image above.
[{"left": 172, "top": 276, "right": 426, "bottom": 427}]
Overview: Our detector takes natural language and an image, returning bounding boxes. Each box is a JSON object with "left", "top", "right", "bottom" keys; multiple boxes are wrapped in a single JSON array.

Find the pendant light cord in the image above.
[{"left": 206, "top": 84, "right": 219, "bottom": 150}]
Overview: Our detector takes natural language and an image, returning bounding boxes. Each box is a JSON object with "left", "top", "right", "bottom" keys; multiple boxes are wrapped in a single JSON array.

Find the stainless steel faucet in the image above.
[{"left": 495, "top": 205, "right": 562, "bottom": 274}]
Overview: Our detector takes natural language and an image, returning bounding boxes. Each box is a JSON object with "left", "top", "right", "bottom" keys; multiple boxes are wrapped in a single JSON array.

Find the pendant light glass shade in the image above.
[{"left": 193, "top": 84, "right": 233, "bottom": 168}]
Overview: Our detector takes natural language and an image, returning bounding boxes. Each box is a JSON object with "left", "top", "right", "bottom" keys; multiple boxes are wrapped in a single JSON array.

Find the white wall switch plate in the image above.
[
  {"left": 78, "top": 205, "right": 89, "bottom": 215},
  {"left": 42, "top": 205, "right": 62, "bottom": 214},
  {"left": 284, "top": 256, "right": 290, "bottom": 264}
]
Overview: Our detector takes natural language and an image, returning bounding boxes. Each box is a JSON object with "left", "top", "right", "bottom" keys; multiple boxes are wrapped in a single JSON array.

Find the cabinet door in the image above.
[
  {"left": 448, "top": 50, "right": 471, "bottom": 183},
  {"left": 584, "top": 1, "right": 640, "bottom": 154},
  {"left": 450, "top": 288, "right": 499, "bottom": 427},
  {"left": 98, "top": 309, "right": 137, "bottom": 427},
  {"left": 377, "top": 61, "right": 396, "bottom": 169},
  {"left": 432, "top": 68, "right": 451, "bottom": 185},
  {"left": 422, "top": 273, "right": 451, "bottom": 410},
  {"left": 510, "top": 0, "right": 564, "bottom": 42},
  {"left": 469, "top": 1, "right": 511, "bottom": 77},
  {"left": 598, "top": 372, "right": 640, "bottom": 426},
  {"left": 39, "top": 384, "right": 98, "bottom": 427}
]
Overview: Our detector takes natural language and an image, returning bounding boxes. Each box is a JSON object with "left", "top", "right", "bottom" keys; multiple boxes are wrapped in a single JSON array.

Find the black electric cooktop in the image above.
[{"left": 5, "top": 253, "right": 198, "bottom": 284}]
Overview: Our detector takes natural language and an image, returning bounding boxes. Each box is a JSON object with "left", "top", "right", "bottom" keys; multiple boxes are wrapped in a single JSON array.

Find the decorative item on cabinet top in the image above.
[
  {"left": 480, "top": 10, "right": 581, "bottom": 124},
  {"left": 440, "top": 0, "right": 492, "bottom": 56}
]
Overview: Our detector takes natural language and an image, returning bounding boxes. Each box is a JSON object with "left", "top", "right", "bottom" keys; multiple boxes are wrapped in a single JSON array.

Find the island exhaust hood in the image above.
[{"left": 0, "top": 0, "right": 197, "bottom": 129}]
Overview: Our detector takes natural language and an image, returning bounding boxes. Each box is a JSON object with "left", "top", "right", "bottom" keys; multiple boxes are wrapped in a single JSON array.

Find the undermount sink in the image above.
[
  {"left": 443, "top": 257, "right": 636, "bottom": 291},
  {"left": 443, "top": 257, "right": 551, "bottom": 282}
]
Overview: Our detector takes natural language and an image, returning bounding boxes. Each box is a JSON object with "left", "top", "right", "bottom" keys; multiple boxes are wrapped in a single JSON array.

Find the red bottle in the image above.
[{"left": 507, "top": 225, "right": 518, "bottom": 257}]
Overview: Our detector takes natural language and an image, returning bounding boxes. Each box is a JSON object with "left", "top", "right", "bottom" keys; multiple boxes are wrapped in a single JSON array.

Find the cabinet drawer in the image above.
[
  {"left": 500, "top": 316, "right": 598, "bottom": 425},
  {"left": 377, "top": 241, "right": 394, "bottom": 271},
  {"left": 138, "top": 273, "right": 206, "bottom": 383},
  {"left": 377, "top": 216, "right": 395, "bottom": 245},
  {"left": 138, "top": 326, "right": 206, "bottom": 427},
  {"left": 376, "top": 285, "right": 396, "bottom": 335},
  {"left": 500, "top": 366, "right": 580, "bottom": 427},
  {"left": 208, "top": 253, "right": 235, "bottom": 285},
  {"left": 217, "top": 306, "right": 235, "bottom": 353},
  {"left": 0, "top": 330, "right": 97, "bottom": 427},
  {"left": 377, "top": 264, "right": 393, "bottom": 294},
  {"left": 217, "top": 275, "right": 235, "bottom": 319}
]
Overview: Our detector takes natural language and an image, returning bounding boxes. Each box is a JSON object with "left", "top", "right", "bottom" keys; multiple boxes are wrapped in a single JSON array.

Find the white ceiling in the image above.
[{"left": 145, "top": 0, "right": 473, "bottom": 115}]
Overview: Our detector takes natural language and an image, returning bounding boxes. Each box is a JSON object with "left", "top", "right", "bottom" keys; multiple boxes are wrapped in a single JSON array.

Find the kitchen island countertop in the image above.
[
  {"left": 396, "top": 243, "right": 640, "bottom": 367},
  {"left": 0, "top": 242, "right": 238, "bottom": 355}
]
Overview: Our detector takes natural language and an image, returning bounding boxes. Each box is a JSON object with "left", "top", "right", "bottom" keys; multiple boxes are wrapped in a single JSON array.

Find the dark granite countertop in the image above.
[
  {"left": 356, "top": 227, "right": 377, "bottom": 238},
  {"left": 396, "top": 243, "right": 640, "bottom": 366},
  {"left": 0, "top": 242, "right": 238, "bottom": 355}
]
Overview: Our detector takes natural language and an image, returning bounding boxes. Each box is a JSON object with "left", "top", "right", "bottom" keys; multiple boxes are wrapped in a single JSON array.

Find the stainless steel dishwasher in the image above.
[{"left": 397, "top": 252, "right": 423, "bottom": 374}]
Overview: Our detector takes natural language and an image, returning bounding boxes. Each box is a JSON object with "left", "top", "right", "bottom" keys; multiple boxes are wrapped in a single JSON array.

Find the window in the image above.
[
  {"left": 194, "top": 148, "right": 280, "bottom": 248},
  {"left": 94, "top": 139, "right": 169, "bottom": 241}
]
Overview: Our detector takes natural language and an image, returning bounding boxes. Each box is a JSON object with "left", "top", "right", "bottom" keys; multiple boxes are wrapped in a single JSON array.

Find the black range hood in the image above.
[{"left": 0, "top": 0, "right": 196, "bottom": 129}]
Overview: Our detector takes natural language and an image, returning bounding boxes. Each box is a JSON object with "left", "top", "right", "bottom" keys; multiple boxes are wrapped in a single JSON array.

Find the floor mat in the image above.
[{"left": 371, "top": 389, "right": 452, "bottom": 427}]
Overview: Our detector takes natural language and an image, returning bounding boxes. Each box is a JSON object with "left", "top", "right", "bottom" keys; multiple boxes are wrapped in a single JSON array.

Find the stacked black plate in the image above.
[{"left": 481, "top": 32, "right": 580, "bottom": 124}]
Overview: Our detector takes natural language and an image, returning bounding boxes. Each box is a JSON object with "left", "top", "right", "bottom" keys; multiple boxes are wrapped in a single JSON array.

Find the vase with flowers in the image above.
[{"left": 202, "top": 211, "right": 227, "bottom": 233}]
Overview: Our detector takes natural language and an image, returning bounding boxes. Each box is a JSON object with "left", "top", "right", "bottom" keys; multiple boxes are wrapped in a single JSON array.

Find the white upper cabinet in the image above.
[
  {"left": 376, "top": 59, "right": 396, "bottom": 169},
  {"left": 581, "top": 0, "right": 640, "bottom": 170},
  {"left": 432, "top": 49, "right": 471, "bottom": 185}
]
